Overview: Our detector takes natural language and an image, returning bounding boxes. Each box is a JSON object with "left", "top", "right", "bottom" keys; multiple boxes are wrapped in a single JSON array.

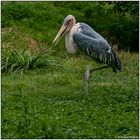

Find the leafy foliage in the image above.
[
  {"left": 1, "top": 1, "right": 139, "bottom": 51},
  {"left": 2, "top": 47, "right": 61, "bottom": 73},
  {"left": 112, "top": 1, "right": 139, "bottom": 15}
]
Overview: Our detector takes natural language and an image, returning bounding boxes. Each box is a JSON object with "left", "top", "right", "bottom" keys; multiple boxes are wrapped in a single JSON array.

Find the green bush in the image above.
[{"left": 1, "top": 47, "right": 61, "bottom": 73}]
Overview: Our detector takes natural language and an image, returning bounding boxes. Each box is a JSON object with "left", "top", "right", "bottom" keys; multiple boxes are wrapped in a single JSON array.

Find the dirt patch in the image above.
[{"left": 27, "top": 38, "right": 40, "bottom": 53}]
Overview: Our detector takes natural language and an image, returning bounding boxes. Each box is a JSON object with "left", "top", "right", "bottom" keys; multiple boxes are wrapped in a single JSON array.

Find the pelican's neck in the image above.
[{"left": 65, "top": 29, "right": 76, "bottom": 54}]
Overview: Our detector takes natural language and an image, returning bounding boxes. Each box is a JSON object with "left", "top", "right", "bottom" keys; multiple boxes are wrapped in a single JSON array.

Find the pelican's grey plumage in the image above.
[{"left": 53, "top": 15, "right": 122, "bottom": 95}]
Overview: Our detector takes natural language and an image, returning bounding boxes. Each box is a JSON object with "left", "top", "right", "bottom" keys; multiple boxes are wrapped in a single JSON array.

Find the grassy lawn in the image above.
[{"left": 2, "top": 52, "right": 139, "bottom": 139}]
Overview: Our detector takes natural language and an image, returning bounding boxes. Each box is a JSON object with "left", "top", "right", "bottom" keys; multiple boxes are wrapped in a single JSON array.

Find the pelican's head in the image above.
[{"left": 53, "top": 15, "right": 76, "bottom": 45}]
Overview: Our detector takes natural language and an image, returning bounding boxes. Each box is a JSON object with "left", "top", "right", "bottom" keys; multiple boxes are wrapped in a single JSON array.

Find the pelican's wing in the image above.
[
  {"left": 78, "top": 23, "right": 106, "bottom": 41},
  {"left": 73, "top": 32, "right": 122, "bottom": 72}
]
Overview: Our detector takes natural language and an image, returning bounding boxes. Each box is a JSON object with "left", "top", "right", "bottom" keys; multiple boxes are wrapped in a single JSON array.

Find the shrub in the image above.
[{"left": 1, "top": 47, "right": 61, "bottom": 73}]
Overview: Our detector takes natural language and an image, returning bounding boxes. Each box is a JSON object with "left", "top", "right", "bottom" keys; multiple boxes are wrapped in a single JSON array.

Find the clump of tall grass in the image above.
[{"left": 2, "top": 47, "right": 62, "bottom": 74}]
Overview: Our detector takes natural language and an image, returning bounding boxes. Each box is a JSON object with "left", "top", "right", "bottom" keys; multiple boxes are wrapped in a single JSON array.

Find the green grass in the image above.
[{"left": 2, "top": 52, "right": 139, "bottom": 139}]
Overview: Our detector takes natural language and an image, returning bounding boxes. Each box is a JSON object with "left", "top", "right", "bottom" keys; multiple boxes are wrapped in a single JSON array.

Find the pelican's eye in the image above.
[
  {"left": 64, "top": 19, "right": 71, "bottom": 26},
  {"left": 67, "top": 19, "right": 72, "bottom": 25}
]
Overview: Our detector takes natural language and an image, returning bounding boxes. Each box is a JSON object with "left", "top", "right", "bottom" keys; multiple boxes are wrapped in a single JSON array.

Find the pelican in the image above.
[{"left": 53, "top": 15, "right": 122, "bottom": 95}]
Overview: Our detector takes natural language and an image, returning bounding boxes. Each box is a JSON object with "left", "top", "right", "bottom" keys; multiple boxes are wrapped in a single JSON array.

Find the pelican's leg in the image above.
[
  {"left": 84, "top": 65, "right": 109, "bottom": 95},
  {"left": 85, "top": 65, "right": 91, "bottom": 95}
]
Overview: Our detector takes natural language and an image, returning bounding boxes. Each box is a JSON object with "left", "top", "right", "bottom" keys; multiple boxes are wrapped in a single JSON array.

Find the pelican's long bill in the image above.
[{"left": 53, "top": 24, "right": 68, "bottom": 46}]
